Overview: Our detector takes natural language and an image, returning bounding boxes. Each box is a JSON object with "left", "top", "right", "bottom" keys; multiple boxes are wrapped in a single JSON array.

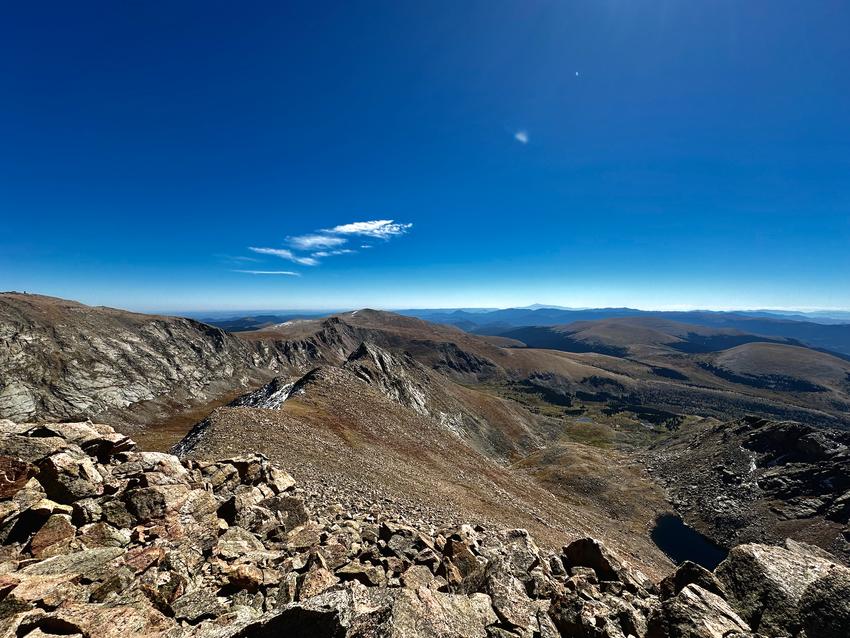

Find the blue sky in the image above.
[{"left": 1, "top": 1, "right": 848, "bottom": 311}]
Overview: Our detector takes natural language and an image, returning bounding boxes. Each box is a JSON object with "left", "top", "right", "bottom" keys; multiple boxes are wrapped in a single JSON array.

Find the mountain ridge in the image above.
[
  {"left": 391, "top": 307, "right": 850, "bottom": 356},
  {"left": 5, "top": 293, "right": 850, "bottom": 434}
]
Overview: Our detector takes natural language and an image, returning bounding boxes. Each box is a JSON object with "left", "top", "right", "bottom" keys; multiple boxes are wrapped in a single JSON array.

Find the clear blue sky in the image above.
[{"left": 1, "top": 1, "right": 848, "bottom": 311}]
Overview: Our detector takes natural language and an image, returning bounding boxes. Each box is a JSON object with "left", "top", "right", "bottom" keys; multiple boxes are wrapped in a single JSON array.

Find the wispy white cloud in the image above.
[
  {"left": 233, "top": 270, "right": 300, "bottom": 276},
  {"left": 312, "top": 249, "right": 355, "bottom": 258},
  {"left": 242, "top": 219, "right": 411, "bottom": 275},
  {"left": 249, "top": 247, "right": 319, "bottom": 266},
  {"left": 514, "top": 130, "right": 529, "bottom": 144},
  {"left": 216, "top": 254, "right": 261, "bottom": 263},
  {"left": 287, "top": 234, "right": 348, "bottom": 250},
  {"left": 324, "top": 219, "right": 413, "bottom": 239}
]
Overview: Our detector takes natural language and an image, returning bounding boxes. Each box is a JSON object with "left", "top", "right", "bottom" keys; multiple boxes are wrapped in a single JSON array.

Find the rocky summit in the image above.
[{"left": 1, "top": 420, "right": 848, "bottom": 637}]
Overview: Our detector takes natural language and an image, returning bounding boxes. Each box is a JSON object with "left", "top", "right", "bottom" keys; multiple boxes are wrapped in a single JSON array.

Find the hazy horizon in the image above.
[
  {"left": 8, "top": 289, "right": 850, "bottom": 318},
  {"left": 182, "top": 303, "right": 850, "bottom": 316}
]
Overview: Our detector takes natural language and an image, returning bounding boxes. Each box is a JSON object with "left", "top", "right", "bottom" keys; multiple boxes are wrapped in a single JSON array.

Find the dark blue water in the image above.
[{"left": 651, "top": 514, "right": 729, "bottom": 570}]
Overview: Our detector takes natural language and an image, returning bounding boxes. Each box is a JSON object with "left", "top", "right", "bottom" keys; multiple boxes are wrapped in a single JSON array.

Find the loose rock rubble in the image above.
[{"left": 2, "top": 420, "right": 848, "bottom": 637}]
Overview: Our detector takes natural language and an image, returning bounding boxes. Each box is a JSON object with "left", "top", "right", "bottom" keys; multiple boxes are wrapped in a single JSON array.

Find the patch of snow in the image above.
[
  {"left": 233, "top": 381, "right": 294, "bottom": 409},
  {"left": 739, "top": 447, "right": 760, "bottom": 489},
  {"left": 263, "top": 383, "right": 294, "bottom": 408},
  {"left": 439, "top": 412, "right": 466, "bottom": 438}
]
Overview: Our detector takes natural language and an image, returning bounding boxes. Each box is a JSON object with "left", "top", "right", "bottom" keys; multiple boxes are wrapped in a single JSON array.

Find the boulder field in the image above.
[{"left": 1, "top": 420, "right": 848, "bottom": 637}]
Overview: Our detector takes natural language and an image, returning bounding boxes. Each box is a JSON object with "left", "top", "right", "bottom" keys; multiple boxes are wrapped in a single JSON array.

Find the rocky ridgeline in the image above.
[
  {"left": 0, "top": 294, "right": 369, "bottom": 428},
  {"left": 1, "top": 421, "right": 848, "bottom": 638}
]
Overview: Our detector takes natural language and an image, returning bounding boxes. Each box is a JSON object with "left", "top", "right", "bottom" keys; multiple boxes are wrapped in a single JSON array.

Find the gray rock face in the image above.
[
  {"left": 0, "top": 294, "right": 280, "bottom": 426},
  {"left": 658, "top": 561, "right": 725, "bottom": 600},
  {"left": 216, "top": 586, "right": 501, "bottom": 638},
  {"left": 229, "top": 377, "right": 295, "bottom": 409},
  {"left": 799, "top": 567, "right": 850, "bottom": 638},
  {"left": 715, "top": 541, "right": 843, "bottom": 636},
  {"left": 345, "top": 342, "right": 432, "bottom": 416},
  {"left": 563, "top": 536, "right": 654, "bottom": 594},
  {"left": 647, "top": 585, "right": 751, "bottom": 638},
  {"left": 0, "top": 294, "right": 364, "bottom": 429}
]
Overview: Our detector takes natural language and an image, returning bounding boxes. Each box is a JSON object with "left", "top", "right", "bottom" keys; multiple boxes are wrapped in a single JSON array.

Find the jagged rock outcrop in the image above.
[
  {"left": 341, "top": 341, "right": 528, "bottom": 453},
  {"left": 0, "top": 295, "right": 286, "bottom": 428},
  {"left": 2, "top": 419, "right": 849, "bottom": 637},
  {"left": 344, "top": 342, "right": 432, "bottom": 416},
  {"left": 658, "top": 561, "right": 725, "bottom": 601},
  {"left": 0, "top": 295, "right": 372, "bottom": 431},
  {"left": 646, "top": 416, "right": 850, "bottom": 563},
  {"left": 179, "top": 339, "right": 546, "bottom": 464}
]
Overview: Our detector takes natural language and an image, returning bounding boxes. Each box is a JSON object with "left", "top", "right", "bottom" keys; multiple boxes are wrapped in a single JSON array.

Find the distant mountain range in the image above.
[
  {"left": 192, "top": 313, "right": 326, "bottom": 333},
  {"left": 394, "top": 307, "right": 850, "bottom": 357},
  {"left": 197, "top": 306, "right": 850, "bottom": 358}
]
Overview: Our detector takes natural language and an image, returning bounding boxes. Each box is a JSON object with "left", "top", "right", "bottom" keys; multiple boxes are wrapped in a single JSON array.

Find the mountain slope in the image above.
[
  {"left": 491, "top": 318, "right": 850, "bottom": 429},
  {"left": 244, "top": 311, "right": 850, "bottom": 430},
  {"left": 708, "top": 342, "right": 850, "bottom": 390},
  {"left": 0, "top": 295, "right": 391, "bottom": 430},
  {"left": 501, "top": 317, "right": 797, "bottom": 357},
  {"left": 176, "top": 351, "right": 674, "bottom": 577}
]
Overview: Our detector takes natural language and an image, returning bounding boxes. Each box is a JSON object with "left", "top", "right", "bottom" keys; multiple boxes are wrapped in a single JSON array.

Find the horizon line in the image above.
[
  {"left": 167, "top": 304, "right": 850, "bottom": 316},
  {"left": 4, "top": 292, "right": 850, "bottom": 316}
]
